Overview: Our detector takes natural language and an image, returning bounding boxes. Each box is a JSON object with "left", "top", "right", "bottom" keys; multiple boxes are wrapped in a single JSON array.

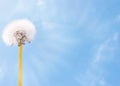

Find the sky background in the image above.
[{"left": 0, "top": 0, "right": 120, "bottom": 86}]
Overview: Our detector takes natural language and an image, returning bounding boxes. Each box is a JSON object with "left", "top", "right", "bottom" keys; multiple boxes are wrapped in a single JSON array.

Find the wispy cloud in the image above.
[
  {"left": 0, "top": 63, "right": 7, "bottom": 80},
  {"left": 93, "top": 33, "right": 118, "bottom": 64},
  {"left": 37, "top": 0, "right": 45, "bottom": 7},
  {"left": 75, "top": 33, "right": 118, "bottom": 86}
]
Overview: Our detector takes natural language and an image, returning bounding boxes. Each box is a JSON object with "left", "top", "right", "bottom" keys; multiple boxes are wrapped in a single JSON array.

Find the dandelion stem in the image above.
[{"left": 18, "top": 44, "right": 22, "bottom": 86}]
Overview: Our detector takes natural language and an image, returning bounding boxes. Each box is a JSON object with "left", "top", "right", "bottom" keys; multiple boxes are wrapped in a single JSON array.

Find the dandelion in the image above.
[{"left": 2, "top": 19, "right": 36, "bottom": 86}]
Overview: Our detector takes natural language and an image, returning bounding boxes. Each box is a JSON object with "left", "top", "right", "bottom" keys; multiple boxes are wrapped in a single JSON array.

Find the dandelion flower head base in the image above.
[{"left": 14, "top": 30, "right": 30, "bottom": 46}]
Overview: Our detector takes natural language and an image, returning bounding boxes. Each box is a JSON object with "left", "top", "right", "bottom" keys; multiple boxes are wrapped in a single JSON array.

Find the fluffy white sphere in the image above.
[{"left": 2, "top": 19, "right": 36, "bottom": 46}]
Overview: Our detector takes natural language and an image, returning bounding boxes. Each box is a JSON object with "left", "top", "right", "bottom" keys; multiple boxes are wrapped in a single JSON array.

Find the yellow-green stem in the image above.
[{"left": 18, "top": 44, "right": 22, "bottom": 86}]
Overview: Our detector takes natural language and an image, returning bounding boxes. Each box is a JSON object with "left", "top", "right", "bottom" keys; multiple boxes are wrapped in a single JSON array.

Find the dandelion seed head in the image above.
[{"left": 2, "top": 19, "right": 36, "bottom": 46}]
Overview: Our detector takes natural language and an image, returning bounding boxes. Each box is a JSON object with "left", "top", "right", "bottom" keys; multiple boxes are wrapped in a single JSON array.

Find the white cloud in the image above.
[
  {"left": 0, "top": 68, "right": 4, "bottom": 79},
  {"left": 113, "top": 32, "right": 119, "bottom": 41},
  {"left": 37, "top": 0, "right": 45, "bottom": 6},
  {"left": 23, "top": 63, "right": 42, "bottom": 86},
  {"left": 41, "top": 21, "right": 56, "bottom": 30},
  {"left": 75, "top": 33, "right": 118, "bottom": 86},
  {"left": 0, "top": 63, "right": 7, "bottom": 80},
  {"left": 15, "top": 0, "right": 35, "bottom": 12},
  {"left": 99, "top": 79, "right": 105, "bottom": 86},
  {"left": 93, "top": 44, "right": 105, "bottom": 63},
  {"left": 16, "top": 0, "right": 25, "bottom": 11},
  {"left": 93, "top": 33, "right": 118, "bottom": 64},
  {"left": 114, "top": 14, "right": 120, "bottom": 22},
  {"left": 75, "top": 70, "right": 105, "bottom": 86}
]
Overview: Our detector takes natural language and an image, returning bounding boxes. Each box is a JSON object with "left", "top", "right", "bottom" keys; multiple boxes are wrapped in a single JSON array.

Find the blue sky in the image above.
[{"left": 0, "top": 0, "right": 120, "bottom": 86}]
